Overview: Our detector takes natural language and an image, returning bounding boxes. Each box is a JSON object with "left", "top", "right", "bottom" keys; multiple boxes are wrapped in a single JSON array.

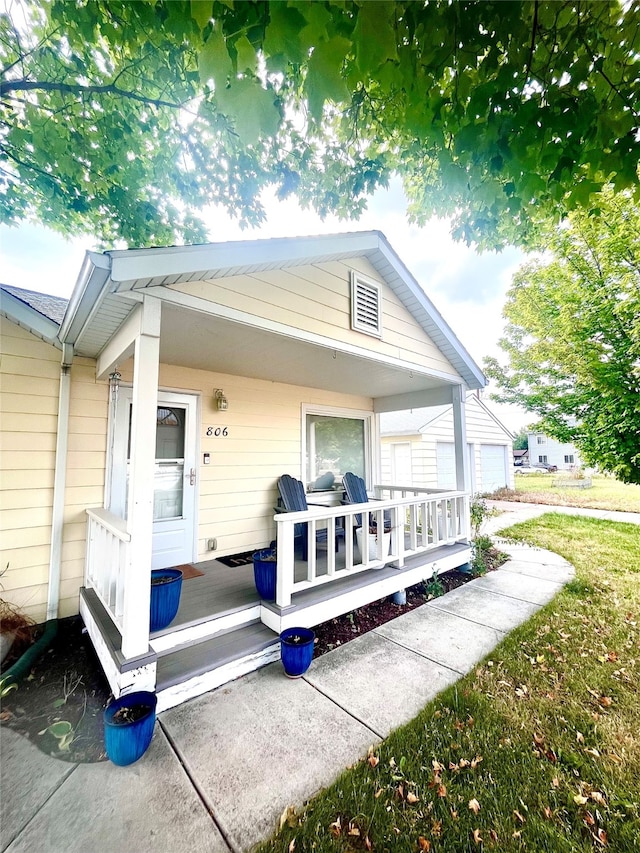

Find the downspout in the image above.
[
  {"left": 1, "top": 343, "right": 73, "bottom": 690},
  {"left": 47, "top": 342, "right": 74, "bottom": 621}
]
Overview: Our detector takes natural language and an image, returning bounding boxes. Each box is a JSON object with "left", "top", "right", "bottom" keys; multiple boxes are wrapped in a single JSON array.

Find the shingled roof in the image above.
[{"left": 0, "top": 284, "right": 68, "bottom": 325}]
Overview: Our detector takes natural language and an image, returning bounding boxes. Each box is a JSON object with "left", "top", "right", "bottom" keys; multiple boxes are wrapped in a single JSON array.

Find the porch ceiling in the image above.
[{"left": 160, "top": 303, "right": 448, "bottom": 399}]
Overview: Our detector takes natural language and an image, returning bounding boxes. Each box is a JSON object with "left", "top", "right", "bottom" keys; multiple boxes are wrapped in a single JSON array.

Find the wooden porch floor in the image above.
[{"left": 152, "top": 538, "right": 470, "bottom": 638}]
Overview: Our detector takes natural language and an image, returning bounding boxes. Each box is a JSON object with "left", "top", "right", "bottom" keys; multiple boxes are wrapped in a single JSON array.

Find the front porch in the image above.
[{"left": 81, "top": 487, "right": 471, "bottom": 711}]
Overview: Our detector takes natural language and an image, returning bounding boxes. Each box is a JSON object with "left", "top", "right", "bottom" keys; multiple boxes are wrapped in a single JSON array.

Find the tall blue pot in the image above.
[
  {"left": 150, "top": 568, "right": 183, "bottom": 632},
  {"left": 280, "top": 627, "right": 315, "bottom": 678},
  {"left": 253, "top": 549, "right": 277, "bottom": 600},
  {"left": 103, "top": 691, "right": 157, "bottom": 766}
]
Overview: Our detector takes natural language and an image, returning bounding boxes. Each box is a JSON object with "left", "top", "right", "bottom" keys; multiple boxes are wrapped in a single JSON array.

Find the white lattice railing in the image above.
[
  {"left": 84, "top": 508, "right": 130, "bottom": 632},
  {"left": 274, "top": 488, "right": 469, "bottom": 608}
]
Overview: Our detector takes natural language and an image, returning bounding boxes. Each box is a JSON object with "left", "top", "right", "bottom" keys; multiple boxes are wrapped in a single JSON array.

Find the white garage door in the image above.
[{"left": 480, "top": 444, "right": 508, "bottom": 492}]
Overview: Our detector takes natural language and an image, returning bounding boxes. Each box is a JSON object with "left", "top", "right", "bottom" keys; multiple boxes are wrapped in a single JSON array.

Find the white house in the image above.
[
  {"left": 380, "top": 393, "right": 514, "bottom": 495},
  {"left": 527, "top": 431, "right": 582, "bottom": 470},
  {"left": 1, "top": 231, "right": 486, "bottom": 711}
]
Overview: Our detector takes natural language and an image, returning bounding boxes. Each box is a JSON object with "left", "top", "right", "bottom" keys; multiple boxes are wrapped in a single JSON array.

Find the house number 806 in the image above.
[{"left": 206, "top": 427, "right": 228, "bottom": 437}]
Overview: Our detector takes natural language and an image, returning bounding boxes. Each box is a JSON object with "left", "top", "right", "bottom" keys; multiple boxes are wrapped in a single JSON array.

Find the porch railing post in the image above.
[{"left": 275, "top": 516, "right": 295, "bottom": 608}]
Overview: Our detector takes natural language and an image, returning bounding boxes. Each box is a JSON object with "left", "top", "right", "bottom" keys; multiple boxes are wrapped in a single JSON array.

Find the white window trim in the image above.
[
  {"left": 350, "top": 271, "right": 383, "bottom": 338},
  {"left": 302, "top": 403, "right": 377, "bottom": 490}
]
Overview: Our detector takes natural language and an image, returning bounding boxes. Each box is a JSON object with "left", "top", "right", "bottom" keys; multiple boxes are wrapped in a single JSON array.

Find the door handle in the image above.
[{"left": 189, "top": 468, "right": 196, "bottom": 486}]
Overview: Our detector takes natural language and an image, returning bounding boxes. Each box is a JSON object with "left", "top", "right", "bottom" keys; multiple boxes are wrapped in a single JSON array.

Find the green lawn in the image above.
[
  {"left": 257, "top": 516, "right": 640, "bottom": 852},
  {"left": 490, "top": 473, "right": 640, "bottom": 513}
]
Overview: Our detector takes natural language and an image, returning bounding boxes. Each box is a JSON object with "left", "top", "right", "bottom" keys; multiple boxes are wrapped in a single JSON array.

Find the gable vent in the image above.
[{"left": 350, "top": 272, "right": 382, "bottom": 338}]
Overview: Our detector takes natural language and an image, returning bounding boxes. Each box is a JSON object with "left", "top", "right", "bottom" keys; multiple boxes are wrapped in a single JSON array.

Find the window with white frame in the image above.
[
  {"left": 564, "top": 454, "right": 574, "bottom": 464},
  {"left": 536, "top": 435, "right": 546, "bottom": 444},
  {"left": 304, "top": 407, "right": 373, "bottom": 489},
  {"left": 538, "top": 454, "right": 548, "bottom": 464}
]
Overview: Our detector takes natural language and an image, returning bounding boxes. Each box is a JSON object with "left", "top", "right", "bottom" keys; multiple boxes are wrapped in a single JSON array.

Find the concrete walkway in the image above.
[{"left": 1, "top": 541, "right": 577, "bottom": 853}]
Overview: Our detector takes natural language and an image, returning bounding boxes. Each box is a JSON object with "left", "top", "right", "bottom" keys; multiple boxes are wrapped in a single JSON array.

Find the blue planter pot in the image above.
[
  {"left": 150, "top": 568, "right": 183, "bottom": 632},
  {"left": 103, "top": 691, "right": 157, "bottom": 766},
  {"left": 280, "top": 627, "right": 315, "bottom": 678},
  {"left": 253, "top": 549, "right": 277, "bottom": 600}
]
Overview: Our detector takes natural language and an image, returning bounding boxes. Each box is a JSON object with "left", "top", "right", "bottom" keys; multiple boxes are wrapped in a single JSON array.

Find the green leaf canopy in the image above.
[{"left": 1, "top": 1, "right": 639, "bottom": 246}]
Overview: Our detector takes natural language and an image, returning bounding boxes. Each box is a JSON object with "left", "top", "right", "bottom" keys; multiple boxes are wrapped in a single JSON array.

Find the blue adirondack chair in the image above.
[
  {"left": 342, "top": 472, "right": 391, "bottom": 532},
  {"left": 277, "top": 475, "right": 342, "bottom": 560}
]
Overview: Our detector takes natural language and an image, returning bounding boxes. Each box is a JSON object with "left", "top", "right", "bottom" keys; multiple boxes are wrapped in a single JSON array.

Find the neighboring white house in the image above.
[
  {"left": 380, "top": 393, "right": 514, "bottom": 494},
  {"left": 527, "top": 432, "right": 582, "bottom": 470}
]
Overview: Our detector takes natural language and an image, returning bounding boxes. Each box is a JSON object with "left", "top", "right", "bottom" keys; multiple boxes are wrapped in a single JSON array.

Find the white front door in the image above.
[{"left": 110, "top": 389, "right": 198, "bottom": 568}]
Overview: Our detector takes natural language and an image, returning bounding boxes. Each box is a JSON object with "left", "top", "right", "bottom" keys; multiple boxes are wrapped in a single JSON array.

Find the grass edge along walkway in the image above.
[{"left": 257, "top": 515, "right": 640, "bottom": 852}]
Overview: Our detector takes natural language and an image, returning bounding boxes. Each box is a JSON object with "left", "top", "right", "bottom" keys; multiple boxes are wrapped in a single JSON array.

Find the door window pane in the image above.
[{"left": 126, "top": 405, "right": 185, "bottom": 519}]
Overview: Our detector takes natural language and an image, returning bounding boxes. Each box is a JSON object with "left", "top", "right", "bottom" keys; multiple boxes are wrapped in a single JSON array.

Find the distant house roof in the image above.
[
  {"left": 513, "top": 448, "right": 528, "bottom": 458},
  {"left": 0, "top": 284, "right": 68, "bottom": 324},
  {"left": 380, "top": 393, "right": 513, "bottom": 439}
]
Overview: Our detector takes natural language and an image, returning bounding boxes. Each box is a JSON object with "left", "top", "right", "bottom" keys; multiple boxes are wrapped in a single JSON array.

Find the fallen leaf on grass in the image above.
[
  {"left": 279, "top": 806, "right": 296, "bottom": 831},
  {"left": 288, "top": 840, "right": 296, "bottom": 852},
  {"left": 472, "top": 828, "right": 483, "bottom": 845},
  {"left": 468, "top": 798, "right": 481, "bottom": 814},
  {"left": 367, "top": 745, "right": 379, "bottom": 767},
  {"left": 489, "top": 829, "right": 499, "bottom": 842},
  {"left": 406, "top": 792, "right": 420, "bottom": 804},
  {"left": 418, "top": 837, "right": 431, "bottom": 851},
  {"left": 348, "top": 824, "right": 360, "bottom": 837},
  {"left": 471, "top": 755, "right": 483, "bottom": 769},
  {"left": 593, "top": 828, "right": 608, "bottom": 846},
  {"left": 513, "top": 810, "right": 526, "bottom": 824},
  {"left": 599, "top": 696, "right": 613, "bottom": 708},
  {"left": 590, "top": 791, "right": 606, "bottom": 805},
  {"left": 576, "top": 731, "right": 585, "bottom": 744},
  {"left": 543, "top": 806, "right": 553, "bottom": 819},
  {"left": 574, "top": 794, "right": 589, "bottom": 806},
  {"left": 329, "top": 817, "right": 342, "bottom": 837},
  {"left": 437, "top": 784, "right": 447, "bottom": 798}
]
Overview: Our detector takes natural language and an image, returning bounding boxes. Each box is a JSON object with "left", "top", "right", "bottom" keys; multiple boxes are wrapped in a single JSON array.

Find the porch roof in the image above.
[{"left": 56, "top": 232, "right": 486, "bottom": 405}]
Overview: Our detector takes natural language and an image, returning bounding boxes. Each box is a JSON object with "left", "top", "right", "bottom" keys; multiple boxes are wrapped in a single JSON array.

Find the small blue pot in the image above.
[
  {"left": 150, "top": 568, "right": 183, "bottom": 632},
  {"left": 253, "top": 549, "right": 277, "bottom": 600},
  {"left": 280, "top": 627, "right": 315, "bottom": 678},
  {"left": 103, "top": 691, "right": 157, "bottom": 766}
]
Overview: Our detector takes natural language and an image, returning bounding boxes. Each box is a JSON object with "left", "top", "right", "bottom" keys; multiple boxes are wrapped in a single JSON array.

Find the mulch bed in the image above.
[
  {"left": 0, "top": 548, "right": 504, "bottom": 765},
  {"left": 314, "top": 569, "right": 477, "bottom": 656},
  {"left": 1, "top": 616, "right": 110, "bottom": 763}
]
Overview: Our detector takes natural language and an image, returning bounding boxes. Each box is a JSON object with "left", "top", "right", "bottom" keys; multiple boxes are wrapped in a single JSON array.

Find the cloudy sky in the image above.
[{"left": 0, "top": 176, "right": 529, "bottom": 430}]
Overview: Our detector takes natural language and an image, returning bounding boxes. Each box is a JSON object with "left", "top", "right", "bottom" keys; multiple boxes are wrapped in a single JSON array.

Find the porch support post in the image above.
[
  {"left": 121, "top": 296, "right": 161, "bottom": 660},
  {"left": 452, "top": 385, "right": 470, "bottom": 493}
]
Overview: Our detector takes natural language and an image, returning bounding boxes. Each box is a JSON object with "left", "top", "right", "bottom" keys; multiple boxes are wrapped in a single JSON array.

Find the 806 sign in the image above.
[{"left": 206, "top": 426, "right": 228, "bottom": 437}]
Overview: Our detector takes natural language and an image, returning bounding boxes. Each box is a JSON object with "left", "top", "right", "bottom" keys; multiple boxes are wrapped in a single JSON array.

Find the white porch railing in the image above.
[
  {"left": 84, "top": 508, "right": 130, "bottom": 631},
  {"left": 274, "top": 488, "right": 469, "bottom": 608}
]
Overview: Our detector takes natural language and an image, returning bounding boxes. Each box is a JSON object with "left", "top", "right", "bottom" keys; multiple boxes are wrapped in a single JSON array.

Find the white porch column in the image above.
[
  {"left": 121, "top": 296, "right": 161, "bottom": 659},
  {"left": 452, "top": 385, "right": 470, "bottom": 493}
]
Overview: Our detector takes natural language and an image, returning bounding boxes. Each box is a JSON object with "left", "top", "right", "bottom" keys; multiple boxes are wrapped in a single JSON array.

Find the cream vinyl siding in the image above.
[
  {"left": 61, "top": 359, "right": 109, "bottom": 617},
  {"left": 116, "top": 360, "right": 372, "bottom": 561},
  {"left": 0, "top": 318, "right": 59, "bottom": 621},
  {"left": 169, "top": 256, "right": 461, "bottom": 380}
]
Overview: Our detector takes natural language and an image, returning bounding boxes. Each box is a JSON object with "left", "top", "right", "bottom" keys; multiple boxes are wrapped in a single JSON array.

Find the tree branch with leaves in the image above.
[
  {"left": 485, "top": 189, "right": 640, "bottom": 484},
  {"left": 1, "top": 0, "right": 639, "bottom": 247}
]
